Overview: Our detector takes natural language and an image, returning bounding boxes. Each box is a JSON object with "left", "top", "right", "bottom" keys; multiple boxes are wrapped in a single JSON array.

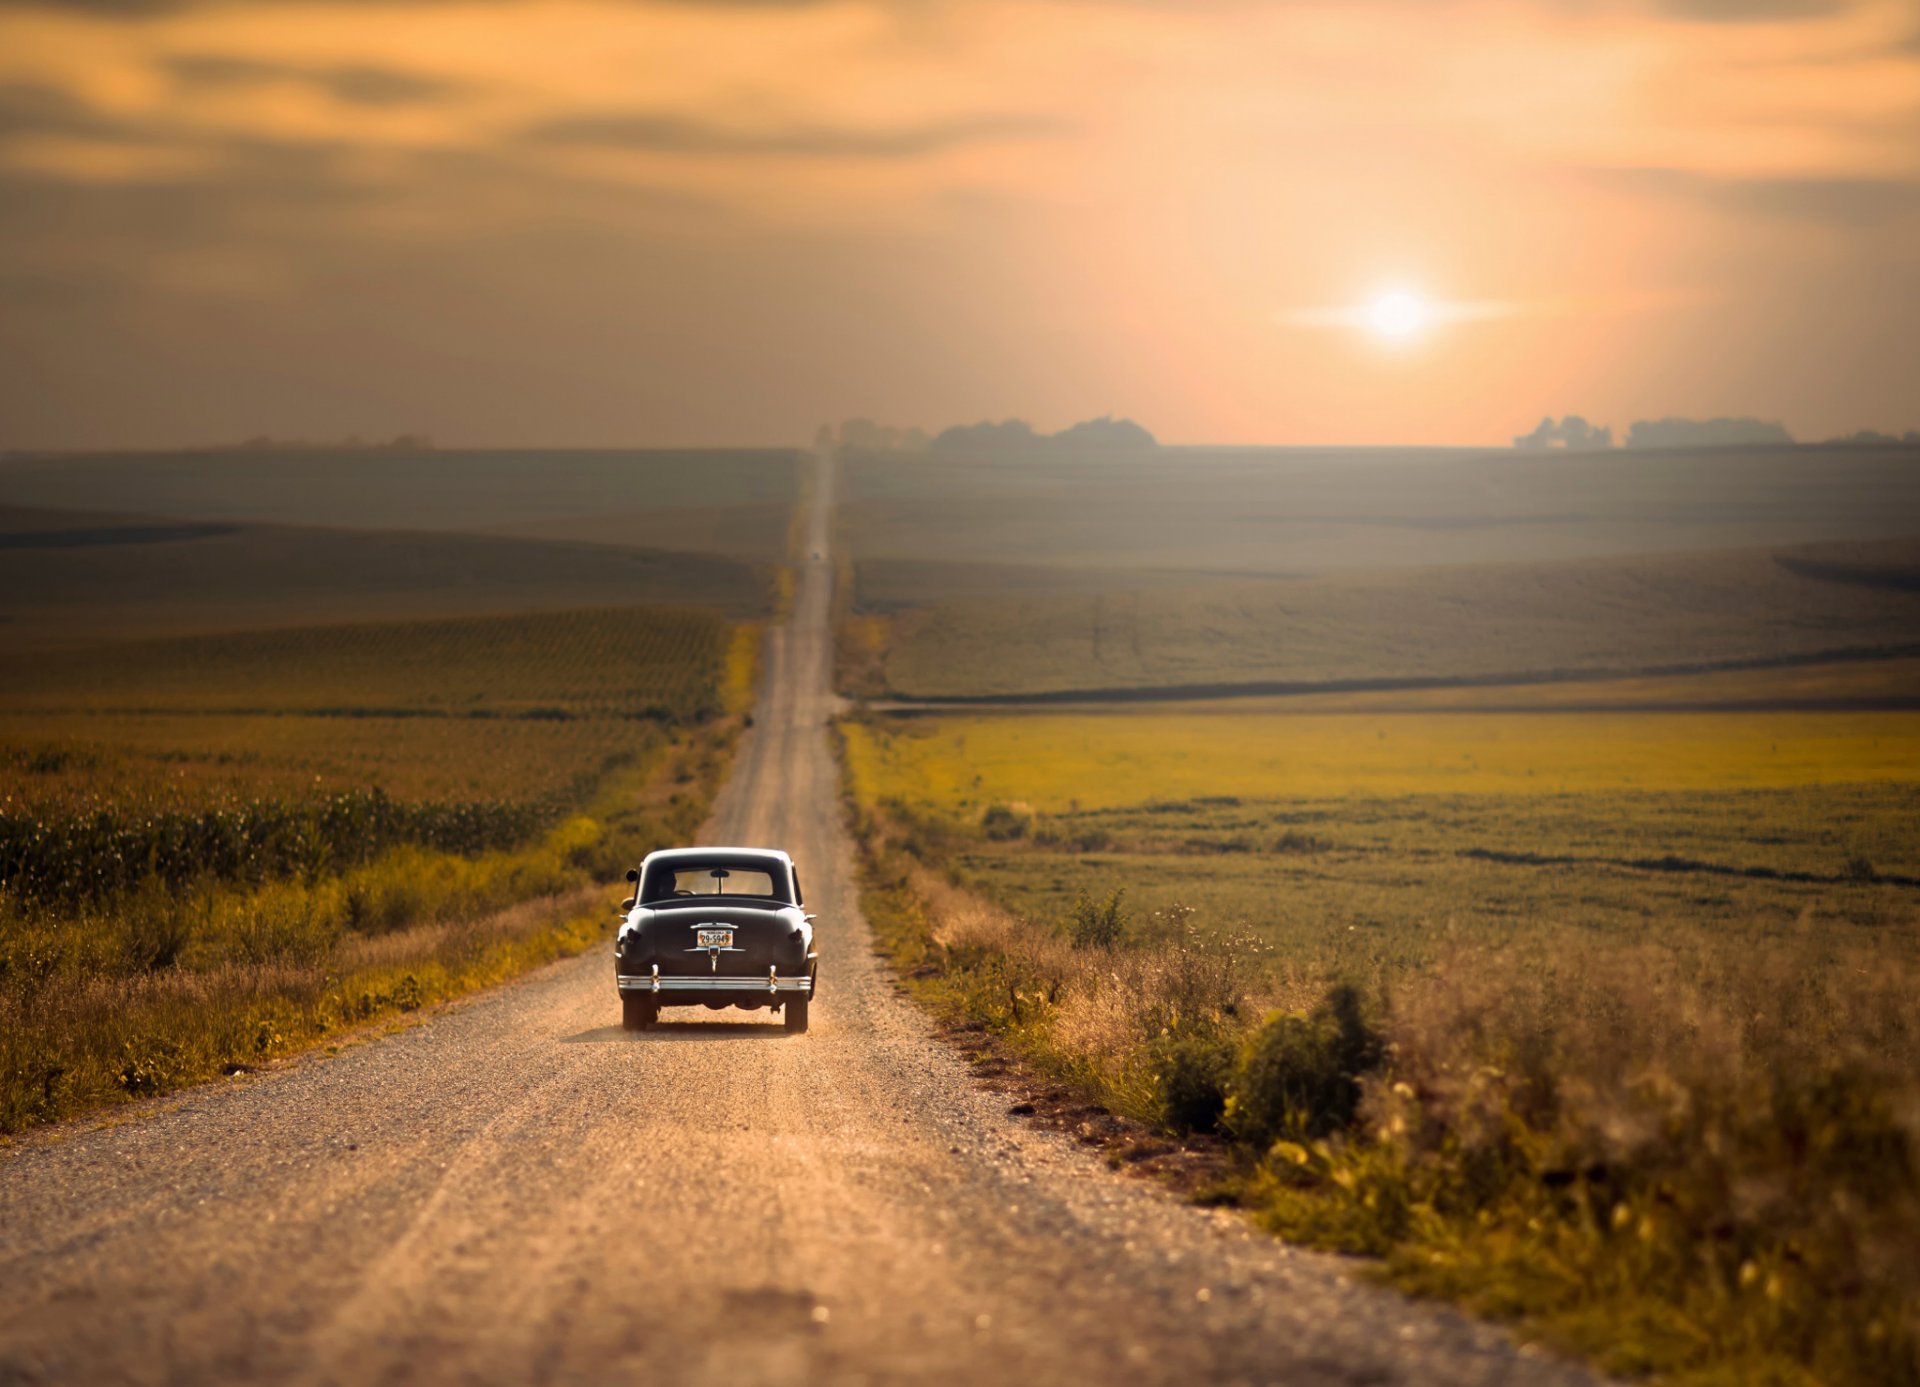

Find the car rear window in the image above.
[{"left": 644, "top": 863, "right": 786, "bottom": 902}]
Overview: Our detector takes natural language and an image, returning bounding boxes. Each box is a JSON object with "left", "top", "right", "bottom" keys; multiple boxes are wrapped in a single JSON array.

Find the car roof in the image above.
[{"left": 641, "top": 846, "right": 793, "bottom": 868}]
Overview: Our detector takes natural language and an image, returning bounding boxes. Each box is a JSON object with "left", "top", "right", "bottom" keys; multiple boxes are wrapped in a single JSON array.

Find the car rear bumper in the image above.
[{"left": 618, "top": 969, "right": 813, "bottom": 996}]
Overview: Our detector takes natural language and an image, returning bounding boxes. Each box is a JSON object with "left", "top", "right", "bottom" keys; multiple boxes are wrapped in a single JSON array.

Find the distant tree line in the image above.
[
  {"left": 1517, "top": 415, "right": 1920, "bottom": 450},
  {"left": 816, "top": 415, "right": 1158, "bottom": 455},
  {"left": 934, "top": 416, "right": 1158, "bottom": 453},
  {"left": 216, "top": 434, "right": 437, "bottom": 453},
  {"left": 814, "top": 419, "right": 931, "bottom": 453}
]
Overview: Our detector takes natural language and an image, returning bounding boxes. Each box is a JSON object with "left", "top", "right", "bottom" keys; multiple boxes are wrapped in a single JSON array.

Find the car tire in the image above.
[
  {"left": 783, "top": 996, "right": 810, "bottom": 1034},
  {"left": 622, "top": 994, "right": 656, "bottom": 1031}
]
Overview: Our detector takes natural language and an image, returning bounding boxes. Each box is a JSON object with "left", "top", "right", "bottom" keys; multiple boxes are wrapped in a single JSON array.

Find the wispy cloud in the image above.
[
  {"left": 1599, "top": 167, "right": 1920, "bottom": 224},
  {"left": 526, "top": 111, "right": 1069, "bottom": 160},
  {"left": 165, "top": 54, "right": 465, "bottom": 106}
]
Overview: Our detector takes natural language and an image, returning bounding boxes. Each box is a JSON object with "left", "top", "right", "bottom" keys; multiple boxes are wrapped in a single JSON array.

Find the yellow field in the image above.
[{"left": 844, "top": 708, "right": 1920, "bottom": 815}]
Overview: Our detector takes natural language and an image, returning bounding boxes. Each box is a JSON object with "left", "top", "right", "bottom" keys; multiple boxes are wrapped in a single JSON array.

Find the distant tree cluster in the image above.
[
  {"left": 931, "top": 414, "right": 1157, "bottom": 453},
  {"left": 815, "top": 414, "right": 1159, "bottom": 455},
  {"left": 1820, "top": 429, "right": 1920, "bottom": 446},
  {"left": 1513, "top": 415, "right": 1820, "bottom": 450},
  {"left": 1624, "top": 417, "right": 1794, "bottom": 449},
  {"left": 1514, "top": 416, "right": 1613, "bottom": 450},
  {"left": 813, "top": 419, "right": 930, "bottom": 453}
]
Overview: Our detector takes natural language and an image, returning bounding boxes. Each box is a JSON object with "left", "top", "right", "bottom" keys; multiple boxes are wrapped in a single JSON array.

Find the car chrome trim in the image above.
[{"left": 617, "top": 975, "right": 813, "bottom": 994}]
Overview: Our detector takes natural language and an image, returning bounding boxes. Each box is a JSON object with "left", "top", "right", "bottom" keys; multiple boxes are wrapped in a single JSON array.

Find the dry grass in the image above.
[
  {"left": 1316, "top": 918, "right": 1920, "bottom": 1385},
  {"left": 862, "top": 813, "right": 1920, "bottom": 1383}
]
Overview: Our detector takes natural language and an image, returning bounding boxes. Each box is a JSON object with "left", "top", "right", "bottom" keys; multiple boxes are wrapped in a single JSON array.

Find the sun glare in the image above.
[{"left": 1368, "top": 291, "right": 1427, "bottom": 339}]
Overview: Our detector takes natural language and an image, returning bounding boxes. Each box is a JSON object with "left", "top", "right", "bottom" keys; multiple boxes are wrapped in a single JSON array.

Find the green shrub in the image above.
[
  {"left": 980, "top": 803, "right": 1031, "bottom": 840},
  {"left": 117, "top": 890, "right": 192, "bottom": 973},
  {"left": 1226, "top": 984, "right": 1383, "bottom": 1147},
  {"left": 117, "top": 1036, "right": 184, "bottom": 1096},
  {"left": 1150, "top": 1032, "right": 1235, "bottom": 1134},
  {"left": 1067, "top": 888, "right": 1129, "bottom": 950}
]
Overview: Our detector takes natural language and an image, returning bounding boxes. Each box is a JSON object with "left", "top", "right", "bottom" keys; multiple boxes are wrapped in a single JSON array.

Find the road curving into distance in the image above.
[{"left": 0, "top": 453, "right": 1606, "bottom": 1387}]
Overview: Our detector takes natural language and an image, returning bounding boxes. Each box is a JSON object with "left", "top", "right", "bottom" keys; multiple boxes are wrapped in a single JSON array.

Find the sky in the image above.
[{"left": 0, "top": 0, "right": 1915, "bottom": 449}]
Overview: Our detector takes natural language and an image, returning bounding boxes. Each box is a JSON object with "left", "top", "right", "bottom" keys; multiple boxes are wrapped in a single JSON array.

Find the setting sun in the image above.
[{"left": 1369, "top": 291, "right": 1429, "bottom": 339}]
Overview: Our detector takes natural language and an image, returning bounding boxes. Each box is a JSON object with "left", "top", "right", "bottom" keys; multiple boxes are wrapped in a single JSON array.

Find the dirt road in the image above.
[{"left": 0, "top": 454, "right": 1602, "bottom": 1386}]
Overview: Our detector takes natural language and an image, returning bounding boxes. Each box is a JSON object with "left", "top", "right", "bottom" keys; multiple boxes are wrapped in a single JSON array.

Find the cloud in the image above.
[
  {"left": 1606, "top": 167, "right": 1920, "bottom": 225},
  {"left": 1731, "top": 177, "right": 1920, "bottom": 224},
  {"left": 526, "top": 111, "right": 1068, "bottom": 160},
  {"left": 165, "top": 54, "right": 464, "bottom": 106},
  {"left": 1651, "top": 0, "right": 1850, "bottom": 18},
  {"left": 0, "top": 0, "right": 853, "bottom": 11},
  {"left": 0, "top": 81, "right": 131, "bottom": 139},
  {"left": 0, "top": 0, "right": 183, "bottom": 12},
  {"left": 0, "top": 0, "right": 1875, "bottom": 17}
]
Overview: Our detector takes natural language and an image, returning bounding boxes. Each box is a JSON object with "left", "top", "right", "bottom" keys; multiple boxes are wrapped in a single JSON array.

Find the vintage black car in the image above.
[{"left": 614, "top": 847, "right": 818, "bottom": 1032}]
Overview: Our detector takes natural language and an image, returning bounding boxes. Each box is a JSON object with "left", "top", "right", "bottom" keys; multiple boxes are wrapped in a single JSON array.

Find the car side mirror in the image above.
[
  {"left": 620, "top": 896, "right": 637, "bottom": 912},
  {"left": 626, "top": 868, "right": 640, "bottom": 884}
]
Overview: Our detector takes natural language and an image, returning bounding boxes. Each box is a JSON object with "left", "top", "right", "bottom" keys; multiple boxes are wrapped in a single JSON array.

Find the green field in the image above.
[
  {"left": 1, "top": 606, "right": 751, "bottom": 818},
  {"left": 0, "top": 602, "right": 754, "bottom": 1133},
  {"left": 842, "top": 684, "right": 1920, "bottom": 1382},
  {"left": 0, "top": 605, "right": 742, "bottom": 718},
  {"left": 844, "top": 704, "right": 1920, "bottom": 960},
  {"left": 862, "top": 538, "right": 1920, "bottom": 700},
  {"left": 0, "top": 448, "right": 801, "bottom": 560},
  {"left": 0, "top": 504, "right": 772, "bottom": 653},
  {"left": 840, "top": 443, "right": 1920, "bottom": 584}
]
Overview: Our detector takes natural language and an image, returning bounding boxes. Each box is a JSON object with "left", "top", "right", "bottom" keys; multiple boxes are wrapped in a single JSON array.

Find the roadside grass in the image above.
[
  {"left": 838, "top": 700, "right": 1920, "bottom": 1384},
  {"left": 0, "top": 605, "right": 755, "bottom": 1135}
]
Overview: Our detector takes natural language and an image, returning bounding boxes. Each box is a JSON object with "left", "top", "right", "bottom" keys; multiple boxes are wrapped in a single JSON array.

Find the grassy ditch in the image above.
[{"left": 844, "top": 766, "right": 1920, "bottom": 1386}]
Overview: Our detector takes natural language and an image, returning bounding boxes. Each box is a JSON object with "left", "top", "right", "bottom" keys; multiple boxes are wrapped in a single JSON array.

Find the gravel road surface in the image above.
[{"left": 0, "top": 454, "right": 1606, "bottom": 1387}]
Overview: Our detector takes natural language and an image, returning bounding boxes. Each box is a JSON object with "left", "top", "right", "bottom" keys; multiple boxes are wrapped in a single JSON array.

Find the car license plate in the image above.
[{"left": 697, "top": 928, "right": 734, "bottom": 949}]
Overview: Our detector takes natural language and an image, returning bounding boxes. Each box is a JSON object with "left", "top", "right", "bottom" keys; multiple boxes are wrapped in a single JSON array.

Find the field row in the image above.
[
  {"left": 0, "top": 606, "right": 740, "bottom": 718},
  {"left": 864, "top": 539, "right": 1920, "bottom": 700},
  {"left": 843, "top": 701, "right": 1920, "bottom": 982}
]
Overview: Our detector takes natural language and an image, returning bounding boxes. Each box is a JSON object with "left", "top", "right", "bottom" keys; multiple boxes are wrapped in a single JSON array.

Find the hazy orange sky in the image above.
[{"left": 0, "top": 0, "right": 1915, "bottom": 448}]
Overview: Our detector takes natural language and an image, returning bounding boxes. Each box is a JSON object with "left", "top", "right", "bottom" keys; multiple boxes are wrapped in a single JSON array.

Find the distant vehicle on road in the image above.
[{"left": 615, "top": 847, "right": 818, "bottom": 1032}]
